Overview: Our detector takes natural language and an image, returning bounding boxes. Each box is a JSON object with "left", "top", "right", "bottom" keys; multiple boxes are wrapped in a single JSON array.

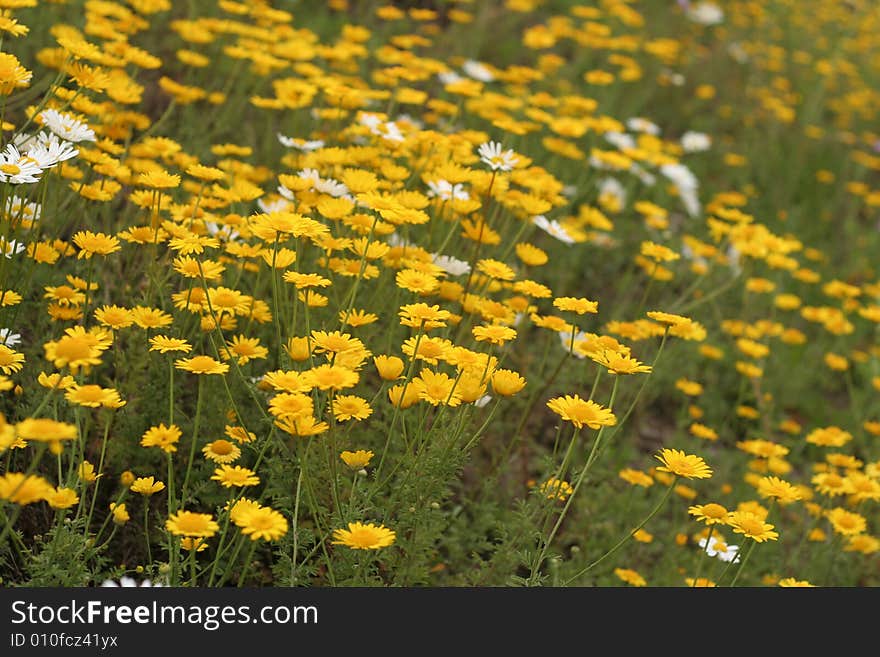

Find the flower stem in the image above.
[
  {"left": 179, "top": 376, "right": 204, "bottom": 506},
  {"left": 727, "top": 538, "right": 758, "bottom": 587},
  {"left": 563, "top": 478, "right": 676, "bottom": 585}
]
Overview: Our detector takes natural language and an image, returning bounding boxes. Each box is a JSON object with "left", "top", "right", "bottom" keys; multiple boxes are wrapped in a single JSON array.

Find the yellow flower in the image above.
[
  {"left": 614, "top": 567, "right": 647, "bottom": 587},
  {"left": 340, "top": 450, "right": 374, "bottom": 470},
  {"left": 413, "top": 369, "right": 463, "bottom": 407},
  {"left": 130, "top": 477, "right": 166, "bottom": 496},
  {"left": 553, "top": 296, "right": 598, "bottom": 314},
  {"left": 238, "top": 506, "right": 288, "bottom": 541},
  {"left": 826, "top": 507, "right": 867, "bottom": 536},
  {"left": 72, "top": 231, "right": 121, "bottom": 259},
  {"left": 166, "top": 510, "right": 219, "bottom": 538},
  {"left": 537, "top": 477, "right": 574, "bottom": 500},
  {"left": 728, "top": 511, "right": 779, "bottom": 542},
  {"left": 202, "top": 439, "right": 241, "bottom": 464},
  {"left": 211, "top": 465, "right": 260, "bottom": 488},
  {"left": 78, "top": 460, "right": 100, "bottom": 484},
  {"left": 175, "top": 355, "right": 230, "bottom": 375},
  {"left": 140, "top": 423, "right": 182, "bottom": 453},
  {"left": 374, "top": 355, "right": 404, "bottom": 380},
  {"left": 45, "top": 486, "right": 79, "bottom": 510},
  {"left": 0, "top": 472, "right": 52, "bottom": 505},
  {"left": 331, "top": 521, "right": 396, "bottom": 550},
  {"left": 330, "top": 395, "right": 372, "bottom": 422},
  {"left": 490, "top": 369, "right": 526, "bottom": 396},
  {"left": 655, "top": 449, "right": 713, "bottom": 479},
  {"left": 757, "top": 476, "right": 802, "bottom": 504},
  {"left": 688, "top": 503, "right": 729, "bottom": 525},
  {"left": 110, "top": 502, "right": 129, "bottom": 525},
  {"left": 472, "top": 324, "right": 517, "bottom": 345},
  {"left": 778, "top": 578, "right": 815, "bottom": 587},
  {"left": 546, "top": 395, "right": 616, "bottom": 429}
]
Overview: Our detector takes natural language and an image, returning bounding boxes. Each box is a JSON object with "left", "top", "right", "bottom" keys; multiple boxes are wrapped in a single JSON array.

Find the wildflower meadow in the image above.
[{"left": 0, "top": 0, "right": 878, "bottom": 589}]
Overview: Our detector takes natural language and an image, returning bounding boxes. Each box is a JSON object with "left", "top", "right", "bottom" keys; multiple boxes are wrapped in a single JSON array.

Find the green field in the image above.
[{"left": 0, "top": 0, "right": 878, "bottom": 588}]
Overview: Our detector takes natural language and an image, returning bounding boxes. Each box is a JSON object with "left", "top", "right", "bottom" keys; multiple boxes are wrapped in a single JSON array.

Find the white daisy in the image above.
[
  {"left": 699, "top": 536, "right": 740, "bottom": 563},
  {"left": 38, "top": 109, "right": 96, "bottom": 143},
  {"left": 17, "top": 131, "right": 78, "bottom": 168},
  {"left": 100, "top": 577, "right": 164, "bottom": 587},
  {"left": 0, "top": 144, "right": 43, "bottom": 184},
  {"left": 626, "top": 117, "right": 661, "bottom": 135},
  {"left": 681, "top": 131, "right": 712, "bottom": 153},
  {"left": 462, "top": 59, "right": 495, "bottom": 82},
  {"left": 660, "top": 163, "right": 701, "bottom": 216},
  {"left": 598, "top": 177, "right": 627, "bottom": 209},
  {"left": 431, "top": 253, "right": 471, "bottom": 276},
  {"left": 426, "top": 180, "right": 470, "bottom": 201},
  {"left": 604, "top": 131, "right": 637, "bottom": 150},
  {"left": 477, "top": 141, "right": 519, "bottom": 172},
  {"left": 5, "top": 195, "right": 41, "bottom": 222},
  {"left": 0, "top": 238, "right": 25, "bottom": 258},
  {"left": 257, "top": 197, "right": 292, "bottom": 214},
  {"left": 686, "top": 2, "right": 724, "bottom": 25},
  {"left": 532, "top": 214, "right": 575, "bottom": 244},
  {"left": 277, "top": 133, "right": 325, "bottom": 151},
  {"left": 0, "top": 329, "right": 21, "bottom": 346}
]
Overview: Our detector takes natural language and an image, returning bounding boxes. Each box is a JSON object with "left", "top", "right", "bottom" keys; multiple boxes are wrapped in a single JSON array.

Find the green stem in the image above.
[
  {"left": 236, "top": 539, "right": 259, "bottom": 586},
  {"left": 563, "top": 478, "right": 677, "bottom": 585},
  {"left": 179, "top": 376, "right": 204, "bottom": 506},
  {"left": 727, "top": 539, "right": 758, "bottom": 587}
]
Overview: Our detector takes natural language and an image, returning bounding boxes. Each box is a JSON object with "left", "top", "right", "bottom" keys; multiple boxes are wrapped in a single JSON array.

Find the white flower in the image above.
[
  {"left": 727, "top": 42, "right": 749, "bottom": 64},
  {"left": 681, "top": 131, "right": 712, "bottom": 153},
  {"left": 598, "top": 177, "right": 627, "bottom": 209},
  {"left": 100, "top": 577, "right": 164, "bottom": 587},
  {"left": 438, "top": 70, "right": 464, "bottom": 85},
  {"left": 431, "top": 253, "right": 471, "bottom": 276},
  {"left": 257, "top": 197, "right": 292, "bottom": 214},
  {"left": 387, "top": 232, "right": 415, "bottom": 248},
  {"left": 373, "top": 120, "right": 405, "bottom": 143},
  {"left": 626, "top": 117, "right": 660, "bottom": 135},
  {"left": 0, "top": 238, "right": 25, "bottom": 258},
  {"left": 16, "top": 131, "right": 78, "bottom": 168},
  {"left": 296, "top": 168, "right": 349, "bottom": 197},
  {"left": 38, "top": 109, "right": 96, "bottom": 143},
  {"left": 314, "top": 177, "right": 348, "bottom": 197},
  {"left": 277, "top": 184, "right": 295, "bottom": 201},
  {"left": 426, "top": 180, "right": 470, "bottom": 201},
  {"left": 558, "top": 330, "right": 587, "bottom": 358},
  {"left": 532, "top": 215, "right": 575, "bottom": 244},
  {"left": 686, "top": 2, "right": 724, "bottom": 26},
  {"left": 727, "top": 245, "right": 742, "bottom": 274},
  {"left": 0, "top": 329, "right": 21, "bottom": 346},
  {"left": 604, "top": 131, "right": 637, "bottom": 150},
  {"left": 359, "top": 113, "right": 404, "bottom": 142},
  {"left": 5, "top": 195, "right": 40, "bottom": 222},
  {"left": 477, "top": 141, "right": 519, "bottom": 172},
  {"left": 660, "top": 163, "right": 701, "bottom": 216},
  {"left": 277, "top": 133, "right": 324, "bottom": 151},
  {"left": 205, "top": 222, "right": 240, "bottom": 241},
  {"left": 462, "top": 59, "right": 495, "bottom": 82},
  {"left": 630, "top": 164, "right": 657, "bottom": 186},
  {"left": 0, "top": 144, "right": 42, "bottom": 184},
  {"left": 297, "top": 168, "right": 321, "bottom": 184},
  {"left": 699, "top": 536, "right": 740, "bottom": 563}
]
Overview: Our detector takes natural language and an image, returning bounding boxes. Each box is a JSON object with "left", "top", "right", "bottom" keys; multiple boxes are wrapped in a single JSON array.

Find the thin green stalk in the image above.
[
  {"left": 563, "top": 478, "right": 676, "bottom": 585},
  {"left": 179, "top": 376, "right": 204, "bottom": 506},
  {"left": 236, "top": 540, "right": 259, "bottom": 586}
]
